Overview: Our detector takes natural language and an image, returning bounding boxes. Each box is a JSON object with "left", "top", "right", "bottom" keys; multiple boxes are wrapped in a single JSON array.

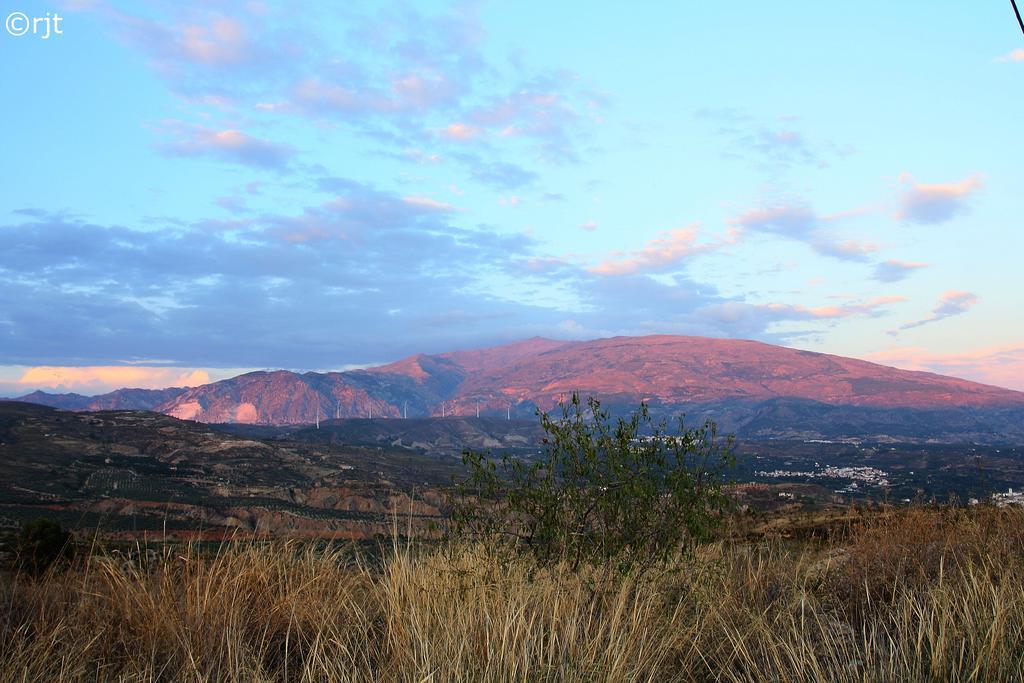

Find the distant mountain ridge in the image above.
[
  {"left": 15, "top": 335, "right": 1024, "bottom": 442},
  {"left": 16, "top": 387, "right": 187, "bottom": 411}
]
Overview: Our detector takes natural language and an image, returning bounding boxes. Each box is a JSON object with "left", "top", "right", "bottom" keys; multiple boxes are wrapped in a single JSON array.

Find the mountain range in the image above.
[{"left": 15, "top": 335, "right": 1024, "bottom": 442}]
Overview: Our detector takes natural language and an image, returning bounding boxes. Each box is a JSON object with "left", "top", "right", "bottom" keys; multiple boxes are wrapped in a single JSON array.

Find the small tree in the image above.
[
  {"left": 15, "top": 518, "right": 73, "bottom": 575},
  {"left": 450, "top": 393, "right": 735, "bottom": 572}
]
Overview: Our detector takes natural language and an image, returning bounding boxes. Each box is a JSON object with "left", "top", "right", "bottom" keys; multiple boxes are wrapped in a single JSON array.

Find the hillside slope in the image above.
[{"left": 15, "top": 335, "right": 1024, "bottom": 442}]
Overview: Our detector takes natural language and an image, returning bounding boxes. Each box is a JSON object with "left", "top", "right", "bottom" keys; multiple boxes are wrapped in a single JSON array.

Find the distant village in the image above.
[
  {"left": 755, "top": 465, "right": 890, "bottom": 491},
  {"left": 992, "top": 488, "right": 1024, "bottom": 507}
]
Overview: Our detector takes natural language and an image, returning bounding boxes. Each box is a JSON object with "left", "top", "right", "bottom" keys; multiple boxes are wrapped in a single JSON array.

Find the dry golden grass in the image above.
[{"left": 3, "top": 506, "right": 1024, "bottom": 681}]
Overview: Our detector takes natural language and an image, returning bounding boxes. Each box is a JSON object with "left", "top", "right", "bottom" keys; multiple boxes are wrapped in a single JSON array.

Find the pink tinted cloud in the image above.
[
  {"left": 519, "top": 256, "right": 569, "bottom": 274},
  {"left": 179, "top": 16, "right": 249, "bottom": 66},
  {"left": 896, "top": 290, "right": 979, "bottom": 332},
  {"left": 816, "top": 239, "right": 880, "bottom": 260},
  {"left": 865, "top": 345, "right": 1024, "bottom": 392},
  {"left": 161, "top": 125, "right": 293, "bottom": 169},
  {"left": 269, "top": 182, "right": 459, "bottom": 242},
  {"left": 732, "top": 205, "right": 816, "bottom": 236},
  {"left": 896, "top": 173, "right": 983, "bottom": 224},
  {"left": 440, "top": 123, "right": 481, "bottom": 140},
  {"left": 995, "top": 48, "right": 1024, "bottom": 62},
  {"left": 11, "top": 366, "right": 213, "bottom": 395},
  {"left": 463, "top": 84, "right": 586, "bottom": 162},
  {"left": 390, "top": 72, "right": 458, "bottom": 109},
  {"left": 291, "top": 72, "right": 460, "bottom": 118},
  {"left": 292, "top": 78, "right": 371, "bottom": 113},
  {"left": 589, "top": 224, "right": 717, "bottom": 276},
  {"left": 78, "top": 4, "right": 265, "bottom": 76},
  {"left": 873, "top": 259, "right": 929, "bottom": 283},
  {"left": 769, "top": 296, "right": 905, "bottom": 320},
  {"left": 698, "top": 295, "right": 904, "bottom": 333},
  {"left": 402, "top": 196, "right": 456, "bottom": 212},
  {"left": 730, "top": 203, "right": 877, "bottom": 261}
]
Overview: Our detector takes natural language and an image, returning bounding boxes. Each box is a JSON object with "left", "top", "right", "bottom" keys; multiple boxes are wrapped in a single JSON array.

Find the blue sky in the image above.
[{"left": 1, "top": 0, "right": 1023, "bottom": 395}]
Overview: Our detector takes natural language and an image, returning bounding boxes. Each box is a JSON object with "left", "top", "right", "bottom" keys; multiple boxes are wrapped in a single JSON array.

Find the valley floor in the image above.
[{"left": 4, "top": 506, "right": 1024, "bottom": 681}]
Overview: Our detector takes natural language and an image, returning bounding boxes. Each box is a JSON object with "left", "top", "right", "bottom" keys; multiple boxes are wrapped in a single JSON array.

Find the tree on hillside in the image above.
[{"left": 450, "top": 393, "right": 735, "bottom": 572}]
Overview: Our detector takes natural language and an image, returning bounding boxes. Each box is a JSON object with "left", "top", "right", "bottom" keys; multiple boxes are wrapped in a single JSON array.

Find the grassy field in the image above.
[{"left": 3, "top": 506, "right": 1024, "bottom": 681}]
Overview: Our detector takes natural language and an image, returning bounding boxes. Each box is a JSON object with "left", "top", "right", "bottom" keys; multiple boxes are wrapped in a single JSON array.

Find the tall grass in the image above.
[{"left": 3, "top": 506, "right": 1024, "bottom": 681}]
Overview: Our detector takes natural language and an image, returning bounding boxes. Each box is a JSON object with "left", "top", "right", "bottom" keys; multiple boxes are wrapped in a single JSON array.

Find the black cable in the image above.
[{"left": 1012, "top": 0, "right": 1024, "bottom": 37}]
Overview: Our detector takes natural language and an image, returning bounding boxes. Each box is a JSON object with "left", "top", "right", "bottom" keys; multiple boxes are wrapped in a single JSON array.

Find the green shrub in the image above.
[
  {"left": 15, "top": 518, "right": 73, "bottom": 575},
  {"left": 450, "top": 393, "right": 735, "bottom": 572}
]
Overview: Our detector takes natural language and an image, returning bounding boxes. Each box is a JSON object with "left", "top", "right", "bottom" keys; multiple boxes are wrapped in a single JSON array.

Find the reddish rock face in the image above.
[
  {"left": 144, "top": 335, "right": 1024, "bottom": 424},
  {"left": 21, "top": 335, "right": 1024, "bottom": 425}
]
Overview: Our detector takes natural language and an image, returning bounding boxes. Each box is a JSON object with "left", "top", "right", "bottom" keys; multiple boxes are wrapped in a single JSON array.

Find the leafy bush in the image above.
[
  {"left": 450, "top": 393, "right": 736, "bottom": 571},
  {"left": 15, "top": 518, "right": 73, "bottom": 575}
]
